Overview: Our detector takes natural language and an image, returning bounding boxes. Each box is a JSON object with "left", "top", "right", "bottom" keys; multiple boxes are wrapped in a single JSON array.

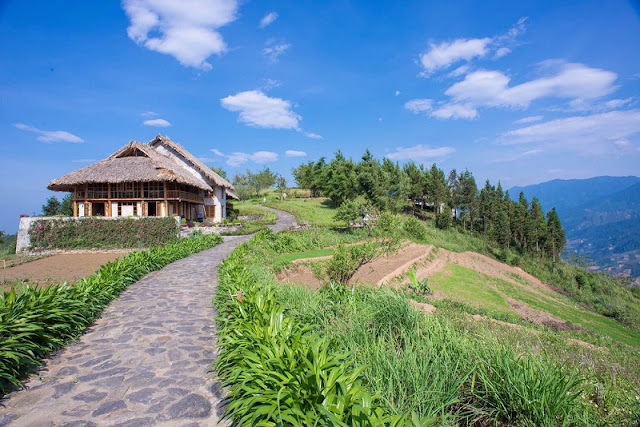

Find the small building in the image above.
[{"left": 47, "top": 135, "right": 233, "bottom": 222}]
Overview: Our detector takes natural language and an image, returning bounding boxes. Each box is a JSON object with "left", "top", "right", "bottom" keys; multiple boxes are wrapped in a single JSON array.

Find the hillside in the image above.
[
  {"left": 220, "top": 198, "right": 640, "bottom": 425},
  {"left": 510, "top": 176, "right": 640, "bottom": 282}
]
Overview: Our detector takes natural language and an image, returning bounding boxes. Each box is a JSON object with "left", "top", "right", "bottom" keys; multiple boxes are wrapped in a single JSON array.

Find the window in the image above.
[
  {"left": 143, "top": 182, "right": 164, "bottom": 199},
  {"left": 88, "top": 184, "right": 108, "bottom": 199}
]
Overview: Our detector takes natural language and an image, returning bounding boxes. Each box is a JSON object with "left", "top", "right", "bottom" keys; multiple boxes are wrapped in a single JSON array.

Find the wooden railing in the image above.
[{"left": 167, "top": 190, "right": 204, "bottom": 204}]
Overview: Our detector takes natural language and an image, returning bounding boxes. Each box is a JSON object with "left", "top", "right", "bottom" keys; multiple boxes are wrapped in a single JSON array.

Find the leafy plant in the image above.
[{"left": 407, "top": 269, "right": 431, "bottom": 296}]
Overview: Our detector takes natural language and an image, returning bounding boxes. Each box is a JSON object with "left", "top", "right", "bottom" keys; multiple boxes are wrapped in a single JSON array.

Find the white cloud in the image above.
[
  {"left": 221, "top": 90, "right": 301, "bottom": 129},
  {"left": 15, "top": 123, "right": 84, "bottom": 143},
  {"left": 143, "top": 118, "right": 171, "bottom": 127},
  {"left": 304, "top": 132, "right": 322, "bottom": 139},
  {"left": 418, "top": 17, "right": 526, "bottom": 76},
  {"left": 211, "top": 148, "right": 279, "bottom": 166},
  {"left": 395, "top": 90, "right": 401, "bottom": 96},
  {"left": 445, "top": 62, "right": 617, "bottom": 109},
  {"left": 285, "top": 150, "right": 307, "bottom": 157},
  {"left": 262, "top": 43, "right": 290, "bottom": 61},
  {"left": 404, "top": 99, "right": 477, "bottom": 119},
  {"left": 493, "top": 47, "right": 511, "bottom": 59},
  {"left": 263, "top": 78, "right": 280, "bottom": 90},
  {"left": 141, "top": 111, "right": 158, "bottom": 117},
  {"left": 492, "top": 148, "right": 543, "bottom": 163},
  {"left": 404, "top": 99, "right": 434, "bottom": 113},
  {"left": 431, "top": 103, "right": 478, "bottom": 119},
  {"left": 501, "top": 109, "right": 640, "bottom": 154},
  {"left": 420, "top": 38, "right": 491, "bottom": 76},
  {"left": 514, "top": 115, "right": 543, "bottom": 124},
  {"left": 386, "top": 144, "right": 455, "bottom": 161},
  {"left": 447, "top": 64, "right": 470, "bottom": 78},
  {"left": 259, "top": 11, "right": 278, "bottom": 28},
  {"left": 605, "top": 97, "right": 633, "bottom": 109},
  {"left": 122, "top": 0, "right": 238, "bottom": 70}
]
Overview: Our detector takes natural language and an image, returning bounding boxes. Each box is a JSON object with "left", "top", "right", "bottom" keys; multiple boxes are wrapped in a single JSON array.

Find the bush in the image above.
[
  {"left": 28, "top": 217, "right": 178, "bottom": 250},
  {"left": 0, "top": 233, "right": 222, "bottom": 394},
  {"left": 326, "top": 243, "right": 377, "bottom": 284},
  {"left": 403, "top": 216, "right": 428, "bottom": 241},
  {"left": 435, "top": 212, "right": 451, "bottom": 229}
]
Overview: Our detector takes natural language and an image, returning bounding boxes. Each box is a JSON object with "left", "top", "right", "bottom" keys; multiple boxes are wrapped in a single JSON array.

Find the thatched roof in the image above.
[
  {"left": 149, "top": 135, "right": 233, "bottom": 189},
  {"left": 226, "top": 189, "right": 239, "bottom": 200},
  {"left": 48, "top": 141, "right": 211, "bottom": 192}
]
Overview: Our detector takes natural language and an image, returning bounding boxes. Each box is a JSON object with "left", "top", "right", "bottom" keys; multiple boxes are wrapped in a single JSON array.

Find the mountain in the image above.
[{"left": 510, "top": 176, "right": 640, "bottom": 282}]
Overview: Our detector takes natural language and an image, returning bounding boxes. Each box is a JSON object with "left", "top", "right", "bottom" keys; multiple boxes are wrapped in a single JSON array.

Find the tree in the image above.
[
  {"left": 545, "top": 208, "right": 566, "bottom": 272},
  {"left": 357, "top": 149, "right": 383, "bottom": 208},
  {"left": 427, "top": 164, "right": 448, "bottom": 215},
  {"left": 60, "top": 193, "right": 73, "bottom": 216},
  {"left": 322, "top": 151, "right": 357, "bottom": 206},
  {"left": 513, "top": 192, "right": 529, "bottom": 250},
  {"left": 379, "top": 158, "right": 409, "bottom": 213},
  {"left": 404, "top": 161, "right": 424, "bottom": 215},
  {"left": 447, "top": 169, "right": 460, "bottom": 222},
  {"left": 232, "top": 172, "right": 252, "bottom": 200},
  {"left": 255, "top": 168, "right": 276, "bottom": 196},
  {"left": 276, "top": 175, "right": 287, "bottom": 200},
  {"left": 42, "top": 196, "right": 62, "bottom": 216},
  {"left": 210, "top": 165, "right": 228, "bottom": 180},
  {"left": 527, "top": 197, "right": 547, "bottom": 256},
  {"left": 458, "top": 170, "right": 478, "bottom": 231}
]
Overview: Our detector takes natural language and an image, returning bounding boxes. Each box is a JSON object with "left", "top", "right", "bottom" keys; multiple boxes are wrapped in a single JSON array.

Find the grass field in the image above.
[{"left": 266, "top": 198, "right": 340, "bottom": 227}]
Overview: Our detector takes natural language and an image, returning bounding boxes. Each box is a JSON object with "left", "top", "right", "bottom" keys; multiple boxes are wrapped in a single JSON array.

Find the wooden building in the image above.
[{"left": 47, "top": 135, "right": 235, "bottom": 222}]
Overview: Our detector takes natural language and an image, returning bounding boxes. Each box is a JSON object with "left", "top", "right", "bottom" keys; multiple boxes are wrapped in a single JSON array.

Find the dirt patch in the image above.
[
  {"left": 1, "top": 252, "right": 129, "bottom": 283},
  {"left": 410, "top": 300, "right": 436, "bottom": 314},
  {"left": 352, "top": 243, "right": 432, "bottom": 286},
  {"left": 504, "top": 297, "right": 576, "bottom": 331},
  {"left": 277, "top": 242, "right": 433, "bottom": 289},
  {"left": 567, "top": 338, "right": 608, "bottom": 352}
]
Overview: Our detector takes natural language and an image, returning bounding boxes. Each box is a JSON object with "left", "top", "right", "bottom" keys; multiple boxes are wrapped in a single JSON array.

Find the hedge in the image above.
[
  {"left": 28, "top": 217, "right": 179, "bottom": 250},
  {"left": 0, "top": 233, "right": 222, "bottom": 395}
]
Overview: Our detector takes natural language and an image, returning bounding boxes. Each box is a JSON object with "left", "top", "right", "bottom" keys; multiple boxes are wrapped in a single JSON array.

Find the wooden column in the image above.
[
  {"left": 107, "top": 183, "right": 112, "bottom": 217},
  {"left": 163, "top": 181, "right": 168, "bottom": 217}
]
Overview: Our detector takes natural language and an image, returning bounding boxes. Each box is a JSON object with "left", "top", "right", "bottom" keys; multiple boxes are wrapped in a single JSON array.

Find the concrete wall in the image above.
[{"left": 16, "top": 216, "right": 181, "bottom": 254}]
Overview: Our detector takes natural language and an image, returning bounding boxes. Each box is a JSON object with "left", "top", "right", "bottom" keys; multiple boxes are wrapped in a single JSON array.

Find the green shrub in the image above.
[
  {"left": 326, "top": 243, "right": 377, "bottom": 284},
  {"left": 0, "top": 233, "right": 222, "bottom": 394},
  {"left": 28, "top": 217, "right": 178, "bottom": 250},
  {"left": 403, "top": 216, "right": 428, "bottom": 241}
]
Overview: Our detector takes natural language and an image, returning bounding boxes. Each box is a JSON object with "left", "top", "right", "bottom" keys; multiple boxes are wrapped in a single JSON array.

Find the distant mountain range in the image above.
[{"left": 510, "top": 176, "right": 640, "bottom": 283}]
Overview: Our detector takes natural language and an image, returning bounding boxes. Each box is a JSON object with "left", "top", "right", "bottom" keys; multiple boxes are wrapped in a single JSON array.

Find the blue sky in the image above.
[{"left": 1, "top": 0, "right": 639, "bottom": 232}]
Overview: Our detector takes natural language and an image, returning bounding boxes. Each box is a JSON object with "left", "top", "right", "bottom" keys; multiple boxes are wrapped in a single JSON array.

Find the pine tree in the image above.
[
  {"left": 357, "top": 149, "right": 383, "bottom": 208},
  {"left": 380, "top": 158, "right": 410, "bottom": 213},
  {"left": 323, "top": 151, "right": 357, "bottom": 206},
  {"left": 513, "top": 192, "right": 529, "bottom": 249},
  {"left": 448, "top": 169, "right": 460, "bottom": 223},
  {"left": 458, "top": 170, "right": 478, "bottom": 231},
  {"left": 527, "top": 197, "right": 547, "bottom": 256},
  {"left": 404, "top": 161, "right": 424, "bottom": 215},
  {"left": 42, "top": 196, "right": 61, "bottom": 216},
  {"left": 428, "top": 164, "right": 448, "bottom": 215},
  {"left": 545, "top": 208, "right": 566, "bottom": 272}
]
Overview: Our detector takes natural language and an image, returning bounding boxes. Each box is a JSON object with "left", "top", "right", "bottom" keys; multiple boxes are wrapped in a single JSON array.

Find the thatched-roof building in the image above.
[{"left": 48, "top": 135, "right": 233, "bottom": 222}]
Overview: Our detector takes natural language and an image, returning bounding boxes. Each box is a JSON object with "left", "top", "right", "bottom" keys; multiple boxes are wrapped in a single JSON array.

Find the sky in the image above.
[{"left": 1, "top": 0, "right": 640, "bottom": 233}]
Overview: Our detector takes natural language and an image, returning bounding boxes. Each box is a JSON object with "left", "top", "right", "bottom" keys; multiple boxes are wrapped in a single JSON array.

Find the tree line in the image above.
[{"left": 293, "top": 149, "right": 566, "bottom": 260}]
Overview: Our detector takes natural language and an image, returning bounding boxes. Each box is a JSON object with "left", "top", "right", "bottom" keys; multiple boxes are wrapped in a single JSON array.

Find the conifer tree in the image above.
[
  {"left": 458, "top": 170, "right": 478, "bottom": 231},
  {"left": 357, "top": 149, "right": 383, "bottom": 208},
  {"left": 545, "top": 207, "right": 566, "bottom": 272},
  {"left": 527, "top": 197, "right": 547, "bottom": 256}
]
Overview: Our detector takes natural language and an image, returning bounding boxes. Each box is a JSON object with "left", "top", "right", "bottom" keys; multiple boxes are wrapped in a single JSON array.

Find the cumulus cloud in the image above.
[
  {"left": 221, "top": 90, "right": 301, "bottom": 129},
  {"left": 445, "top": 62, "right": 617, "bottom": 110},
  {"left": 501, "top": 109, "right": 640, "bottom": 155},
  {"left": 122, "top": 0, "right": 238, "bottom": 70},
  {"left": 419, "top": 17, "right": 526, "bottom": 76},
  {"left": 210, "top": 148, "right": 279, "bottom": 166},
  {"left": 143, "top": 118, "right": 171, "bottom": 127},
  {"left": 285, "top": 150, "right": 307, "bottom": 157},
  {"left": 514, "top": 115, "right": 543, "bottom": 124},
  {"left": 262, "top": 42, "right": 291, "bottom": 62},
  {"left": 15, "top": 123, "right": 84, "bottom": 143},
  {"left": 386, "top": 144, "right": 455, "bottom": 161},
  {"left": 259, "top": 11, "right": 278, "bottom": 28}
]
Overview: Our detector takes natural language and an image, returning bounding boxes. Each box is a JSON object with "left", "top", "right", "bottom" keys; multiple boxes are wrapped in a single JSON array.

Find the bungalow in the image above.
[{"left": 47, "top": 135, "right": 237, "bottom": 222}]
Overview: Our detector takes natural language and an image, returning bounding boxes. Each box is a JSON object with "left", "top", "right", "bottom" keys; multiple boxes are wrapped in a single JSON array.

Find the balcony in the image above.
[{"left": 167, "top": 190, "right": 204, "bottom": 204}]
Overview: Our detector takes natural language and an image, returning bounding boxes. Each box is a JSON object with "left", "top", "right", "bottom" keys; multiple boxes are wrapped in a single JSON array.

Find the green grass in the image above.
[
  {"left": 494, "top": 279, "right": 640, "bottom": 347},
  {"left": 226, "top": 202, "right": 277, "bottom": 234},
  {"left": 273, "top": 248, "right": 333, "bottom": 264},
  {"left": 266, "top": 198, "right": 340, "bottom": 227},
  {"left": 428, "top": 265, "right": 513, "bottom": 315}
]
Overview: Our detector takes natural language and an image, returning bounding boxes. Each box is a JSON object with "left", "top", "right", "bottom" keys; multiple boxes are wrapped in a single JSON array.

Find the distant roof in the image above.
[{"left": 48, "top": 138, "right": 230, "bottom": 192}]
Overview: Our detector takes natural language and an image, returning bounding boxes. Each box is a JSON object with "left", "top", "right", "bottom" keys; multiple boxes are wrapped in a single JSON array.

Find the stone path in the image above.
[{"left": 0, "top": 208, "right": 296, "bottom": 426}]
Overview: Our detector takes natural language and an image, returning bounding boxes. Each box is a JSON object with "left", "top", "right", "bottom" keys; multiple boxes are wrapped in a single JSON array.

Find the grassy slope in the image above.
[{"left": 266, "top": 198, "right": 340, "bottom": 227}]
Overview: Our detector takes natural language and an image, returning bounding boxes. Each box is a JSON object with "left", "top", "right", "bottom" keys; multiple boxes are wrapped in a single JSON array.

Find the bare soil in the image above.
[{"left": 1, "top": 252, "right": 128, "bottom": 283}]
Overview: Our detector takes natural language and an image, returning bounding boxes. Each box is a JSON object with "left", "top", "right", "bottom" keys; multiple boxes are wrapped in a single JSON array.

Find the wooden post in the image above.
[
  {"left": 163, "top": 181, "right": 168, "bottom": 217},
  {"left": 107, "top": 183, "right": 112, "bottom": 217}
]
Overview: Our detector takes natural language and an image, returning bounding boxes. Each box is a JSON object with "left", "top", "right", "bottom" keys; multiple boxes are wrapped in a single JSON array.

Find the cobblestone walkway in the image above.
[{"left": 0, "top": 209, "right": 296, "bottom": 426}]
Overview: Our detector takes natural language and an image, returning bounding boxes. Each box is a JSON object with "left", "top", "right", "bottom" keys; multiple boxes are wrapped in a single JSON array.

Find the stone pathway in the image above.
[{"left": 0, "top": 209, "right": 296, "bottom": 426}]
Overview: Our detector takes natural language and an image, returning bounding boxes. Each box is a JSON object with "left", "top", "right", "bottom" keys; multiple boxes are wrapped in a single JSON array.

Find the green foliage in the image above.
[
  {"left": 59, "top": 193, "right": 73, "bottom": 216},
  {"left": 28, "top": 217, "right": 178, "bottom": 250},
  {"left": 474, "top": 346, "right": 585, "bottom": 426},
  {"left": 41, "top": 196, "right": 62, "bottom": 216},
  {"left": 326, "top": 243, "right": 377, "bottom": 284},
  {"left": 232, "top": 168, "right": 277, "bottom": 199},
  {"left": 434, "top": 211, "right": 451, "bottom": 229},
  {"left": 215, "top": 237, "right": 433, "bottom": 426},
  {"left": 209, "top": 165, "right": 228, "bottom": 179},
  {"left": 0, "top": 233, "right": 222, "bottom": 394},
  {"left": 407, "top": 269, "right": 431, "bottom": 296},
  {"left": 402, "top": 216, "right": 428, "bottom": 240}
]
